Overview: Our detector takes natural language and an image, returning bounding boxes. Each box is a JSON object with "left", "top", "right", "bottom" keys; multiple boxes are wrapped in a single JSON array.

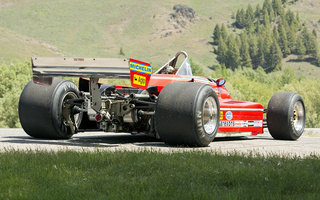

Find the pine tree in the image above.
[
  {"left": 235, "top": 34, "right": 242, "bottom": 47},
  {"left": 226, "top": 36, "right": 241, "bottom": 70},
  {"left": 220, "top": 23, "right": 228, "bottom": 40},
  {"left": 262, "top": 8, "right": 270, "bottom": 27},
  {"left": 296, "top": 34, "right": 306, "bottom": 59},
  {"left": 268, "top": 5, "right": 275, "bottom": 22},
  {"left": 245, "top": 4, "right": 255, "bottom": 29},
  {"left": 240, "top": 33, "right": 252, "bottom": 68},
  {"left": 216, "top": 36, "right": 228, "bottom": 65},
  {"left": 213, "top": 24, "right": 221, "bottom": 45},
  {"left": 278, "top": 20, "right": 290, "bottom": 57},
  {"left": 236, "top": 8, "right": 246, "bottom": 28},
  {"left": 301, "top": 26, "right": 320, "bottom": 64},
  {"left": 302, "top": 26, "right": 312, "bottom": 54},
  {"left": 263, "top": 0, "right": 273, "bottom": 16},
  {"left": 248, "top": 34, "right": 259, "bottom": 68},
  {"left": 272, "top": 0, "right": 282, "bottom": 16},
  {"left": 255, "top": 4, "right": 262, "bottom": 21},
  {"left": 247, "top": 4, "right": 255, "bottom": 21},
  {"left": 286, "top": 26, "right": 296, "bottom": 54},
  {"left": 268, "top": 39, "right": 283, "bottom": 72},
  {"left": 256, "top": 35, "right": 266, "bottom": 68},
  {"left": 309, "top": 34, "right": 320, "bottom": 60},
  {"left": 262, "top": 31, "right": 273, "bottom": 70},
  {"left": 285, "top": 9, "right": 298, "bottom": 31},
  {"left": 236, "top": 9, "right": 241, "bottom": 28}
]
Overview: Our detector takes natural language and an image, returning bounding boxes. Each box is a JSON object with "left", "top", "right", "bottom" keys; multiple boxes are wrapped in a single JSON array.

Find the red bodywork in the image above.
[{"left": 148, "top": 74, "right": 264, "bottom": 134}]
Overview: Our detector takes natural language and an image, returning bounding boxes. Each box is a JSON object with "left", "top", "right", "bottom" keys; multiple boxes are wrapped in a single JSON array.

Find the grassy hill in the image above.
[
  {"left": 1, "top": 0, "right": 319, "bottom": 73},
  {"left": 0, "top": 0, "right": 263, "bottom": 68}
]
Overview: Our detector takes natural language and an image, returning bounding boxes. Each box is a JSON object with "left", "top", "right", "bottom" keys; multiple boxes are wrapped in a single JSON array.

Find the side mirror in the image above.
[{"left": 216, "top": 78, "right": 226, "bottom": 87}]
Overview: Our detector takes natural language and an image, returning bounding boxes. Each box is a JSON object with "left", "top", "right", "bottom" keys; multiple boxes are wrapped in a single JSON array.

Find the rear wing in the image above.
[{"left": 32, "top": 57, "right": 130, "bottom": 85}]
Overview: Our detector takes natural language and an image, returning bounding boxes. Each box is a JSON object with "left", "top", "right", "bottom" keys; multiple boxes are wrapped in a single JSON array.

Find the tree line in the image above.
[{"left": 212, "top": 0, "right": 320, "bottom": 72}]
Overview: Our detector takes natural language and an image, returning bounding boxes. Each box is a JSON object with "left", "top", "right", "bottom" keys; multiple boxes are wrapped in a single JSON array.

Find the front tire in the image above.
[
  {"left": 267, "top": 92, "right": 305, "bottom": 140},
  {"left": 19, "top": 79, "right": 82, "bottom": 139},
  {"left": 155, "top": 82, "right": 220, "bottom": 147}
]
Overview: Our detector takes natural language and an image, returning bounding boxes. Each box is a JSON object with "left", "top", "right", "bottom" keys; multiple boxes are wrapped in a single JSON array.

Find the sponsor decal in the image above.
[
  {"left": 133, "top": 74, "right": 146, "bottom": 86},
  {"left": 129, "top": 58, "right": 152, "bottom": 89},
  {"left": 234, "top": 121, "right": 243, "bottom": 127},
  {"left": 226, "top": 111, "right": 233, "bottom": 120},
  {"left": 234, "top": 120, "right": 263, "bottom": 127},
  {"left": 254, "top": 120, "right": 262, "bottom": 127},
  {"left": 220, "top": 121, "right": 235, "bottom": 127},
  {"left": 220, "top": 111, "right": 223, "bottom": 120},
  {"left": 220, "top": 120, "right": 263, "bottom": 127},
  {"left": 74, "top": 58, "right": 84, "bottom": 61},
  {"left": 129, "top": 60, "right": 152, "bottom": 75}
]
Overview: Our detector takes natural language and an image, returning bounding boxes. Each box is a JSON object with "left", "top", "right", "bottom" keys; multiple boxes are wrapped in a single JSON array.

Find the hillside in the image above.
[
  {"left": 1, "top": 0, "right": 319, "bottom": 74},
  {"left": 0, "top": 0, "right": 262, "bottom": 67}
]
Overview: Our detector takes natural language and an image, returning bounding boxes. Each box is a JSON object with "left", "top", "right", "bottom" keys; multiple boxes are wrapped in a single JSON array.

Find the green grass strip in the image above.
[{"left": 1, "top": 150, "right": 319, "bottom": 199}]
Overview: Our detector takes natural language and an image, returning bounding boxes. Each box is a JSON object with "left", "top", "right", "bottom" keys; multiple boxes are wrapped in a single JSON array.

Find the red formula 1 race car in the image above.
[{"left": 19, "top": 51, "right": 306, "bottom": 147}]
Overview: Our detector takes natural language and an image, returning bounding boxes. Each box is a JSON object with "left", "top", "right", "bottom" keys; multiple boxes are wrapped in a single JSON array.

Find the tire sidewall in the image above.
[
  {"left": 51, "top": 81, "right": 81, "bottom": 138},
  {"left": 193, "top": 85, "right": 220, "bottom": 146}
]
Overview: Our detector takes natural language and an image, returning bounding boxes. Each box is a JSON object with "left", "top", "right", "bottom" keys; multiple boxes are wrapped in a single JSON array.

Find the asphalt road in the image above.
[{"left": 0, "top": 128, "right": 319, "bottom": 157}]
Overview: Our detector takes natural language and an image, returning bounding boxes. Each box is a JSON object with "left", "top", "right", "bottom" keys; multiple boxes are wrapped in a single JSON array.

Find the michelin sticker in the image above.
[
  {"left": 225, "top": 111, "right": 233, "bottom": 120},
  {"left": 129, "top": 58, "right": 152, "bottom": 90}
]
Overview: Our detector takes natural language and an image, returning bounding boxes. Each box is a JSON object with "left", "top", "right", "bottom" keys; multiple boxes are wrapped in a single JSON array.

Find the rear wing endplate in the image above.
[{"left": 32, "top": 57, "right": 130, "bottom": 85}]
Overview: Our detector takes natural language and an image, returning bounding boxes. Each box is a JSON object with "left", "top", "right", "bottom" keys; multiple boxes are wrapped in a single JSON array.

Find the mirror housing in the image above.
[{"left": 216, "top": 78, "right": 226, "bottom": 87}]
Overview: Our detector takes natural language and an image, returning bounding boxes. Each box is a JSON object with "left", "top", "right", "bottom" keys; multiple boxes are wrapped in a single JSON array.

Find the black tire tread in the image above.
[
  {"left": 19, "top": 79, "right": 79, "bottom": 139},
  {"left": 267, "top": 92, "right": 305, "bottom": 140},
  {"left": 155, "top": 82, "right": 219, "bottom": 147}
]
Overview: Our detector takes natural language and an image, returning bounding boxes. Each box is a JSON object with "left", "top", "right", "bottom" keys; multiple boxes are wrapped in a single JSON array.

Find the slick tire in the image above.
[
  {"left": 155, "top": 82, "right": 220, "bottom": 147},
  {"left": 19, "top": 79, "right": 82, "bottom": 139},
  {"left": 267, "top": 92, "right": 305, "bottom": 140}
]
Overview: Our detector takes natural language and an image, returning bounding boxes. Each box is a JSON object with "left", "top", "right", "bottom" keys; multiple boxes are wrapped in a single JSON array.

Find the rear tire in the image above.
[
  {"left": 267, "top": 92, "right": 305, "bottom": 140},
  {"left": 155, "top": 82, "right": 220, "bottom": 147},
  {"left": 19, "top": 79, "right": 82, "bottom": 139}
]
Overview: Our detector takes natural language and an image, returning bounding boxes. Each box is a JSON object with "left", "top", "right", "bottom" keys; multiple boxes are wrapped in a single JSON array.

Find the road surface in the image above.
[{"left": 0, "top": 128, "right": 319, "bottom": 157}]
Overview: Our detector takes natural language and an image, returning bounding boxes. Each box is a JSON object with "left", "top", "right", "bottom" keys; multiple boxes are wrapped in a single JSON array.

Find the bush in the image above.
[
  {"left": 190, "top": 58, "right": 205, "bottom": 76},
  {"left": 0, "top": 62, "right": 32, "bottom": 128}
]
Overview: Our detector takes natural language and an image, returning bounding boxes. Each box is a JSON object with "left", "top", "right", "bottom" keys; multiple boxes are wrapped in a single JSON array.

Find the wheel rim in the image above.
[
  {"left": 61, "top": 92, "right": 82, "bottom": 127},
  {"left": 202, "top": 96, "right": 218, "bottom": 134},
  {"left": 293, "top": 101, "right": 304, "bottom": 132}
]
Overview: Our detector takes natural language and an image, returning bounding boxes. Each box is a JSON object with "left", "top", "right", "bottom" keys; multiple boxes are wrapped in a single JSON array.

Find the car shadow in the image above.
[{"left": 1, "top": 132, "right": 274, "bottom": 149}]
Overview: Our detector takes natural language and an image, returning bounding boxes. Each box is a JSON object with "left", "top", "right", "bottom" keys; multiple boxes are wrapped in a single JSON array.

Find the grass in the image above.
[
  {"left": 0, "top": 0, "right": 266, "bottom": 68},
  {"left": 0, "top": 150, "right": 320, "bottom": 199},
  {"left": 0, "top": 27, "right": 60, "bottom": 64},
  {"left": 1, "top": 0, "right": 319, "bottom": 73}
]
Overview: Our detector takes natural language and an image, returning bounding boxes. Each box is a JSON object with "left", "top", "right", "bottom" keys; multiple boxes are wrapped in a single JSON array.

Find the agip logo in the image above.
[
  {"left": 133, "top": 74, "right": 146, "bottom": 86},
  {"left": 129, "top": 58, "right": 152, "bottom": 89}
]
